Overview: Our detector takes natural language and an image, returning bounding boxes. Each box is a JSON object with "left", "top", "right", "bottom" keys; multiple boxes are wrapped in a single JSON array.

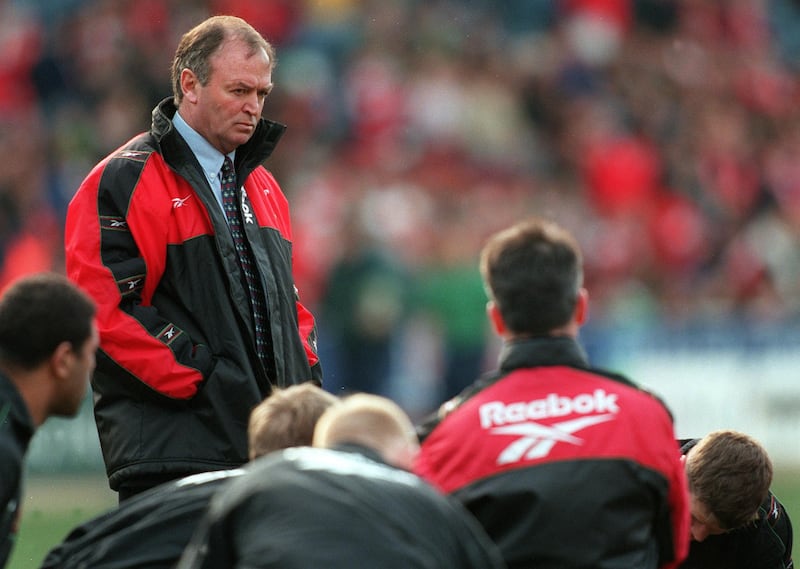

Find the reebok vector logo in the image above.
[
  {"left": 480, "top": 389, "right": 619, "bottom": 464},
  {"left": 172, "top": 196, "right": 190, "bottom": 208}
]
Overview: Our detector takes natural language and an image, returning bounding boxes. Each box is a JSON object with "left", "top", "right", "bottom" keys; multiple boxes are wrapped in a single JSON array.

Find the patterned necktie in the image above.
[{"left": 220, "top": 157, "right": 271, "bottom": 373}]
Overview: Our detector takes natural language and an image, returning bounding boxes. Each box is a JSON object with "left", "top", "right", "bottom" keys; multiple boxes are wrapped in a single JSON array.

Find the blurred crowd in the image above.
[{"left": 3, "top": 0, "right": 800, "bottom": 405}]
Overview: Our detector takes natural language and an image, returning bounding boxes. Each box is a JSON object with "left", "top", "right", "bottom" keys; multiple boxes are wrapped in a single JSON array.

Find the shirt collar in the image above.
[{"left": 172, "top": 110, "right": 235, "bottom": 183}]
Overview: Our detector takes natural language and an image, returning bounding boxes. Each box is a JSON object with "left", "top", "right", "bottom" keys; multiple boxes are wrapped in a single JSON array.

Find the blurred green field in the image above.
[
  {"left": 9, "top": 474, "right": 116, "bottom": 569},
  {"left": 8, "top": 469, "right": 800, "bottom": 568}
]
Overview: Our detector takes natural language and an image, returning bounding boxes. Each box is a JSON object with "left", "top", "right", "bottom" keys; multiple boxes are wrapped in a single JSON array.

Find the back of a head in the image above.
[
  {"left": 248, "top": 383, "right": 339, "bottom": 460},
  {"left": 0, "top": 273, "right": 96, "bottom": 371},
  {"left": 686, "top": 429, "right": 773, "bottom": 530},
  {"left": 313, "top": 393, "right": 420, "bottom": 470},
  {"left": 480, "top": 217, "right": 583, "bottom": 336}
]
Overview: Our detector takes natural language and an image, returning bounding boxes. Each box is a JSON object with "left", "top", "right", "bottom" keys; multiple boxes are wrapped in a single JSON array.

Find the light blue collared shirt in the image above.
[{"left": 172, "top": 111, "right": 235, "bottom": 215}]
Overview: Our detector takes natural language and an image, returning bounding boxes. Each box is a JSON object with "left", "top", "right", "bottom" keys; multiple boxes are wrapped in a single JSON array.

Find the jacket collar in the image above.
[
  {"left": 150, "top": 97, "right": 286, "bottom": 179},
  {"left": 417, "top": 336, "right": 593, "bottom": 441},
  {"left": 498, "top": 336, "right": 590, "bottom": 373}
]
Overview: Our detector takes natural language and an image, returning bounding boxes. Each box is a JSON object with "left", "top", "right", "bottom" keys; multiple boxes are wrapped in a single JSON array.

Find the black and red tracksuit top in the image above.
[
  {"left": 414, "top": 336, "right": 690, "bottom": 569},
  {"left": 65, "top": 97, "right": 321, "bottom": 491}
]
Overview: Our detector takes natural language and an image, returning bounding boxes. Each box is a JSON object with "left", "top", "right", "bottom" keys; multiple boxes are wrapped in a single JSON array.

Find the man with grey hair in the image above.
[{"left": 65, "top": 15, "right": 322, "bottom": 501}]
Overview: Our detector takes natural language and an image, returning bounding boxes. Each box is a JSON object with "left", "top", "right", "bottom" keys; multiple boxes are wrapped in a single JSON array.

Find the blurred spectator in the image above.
[
  {"left": 413, "top": 211, "right": 493, "bottom": 402},
  {"left": 319, "top": 207, "right": 411, "bottom": 396},
  {"left": 0, "top": 0, "right": 42, "bottom": 116}
]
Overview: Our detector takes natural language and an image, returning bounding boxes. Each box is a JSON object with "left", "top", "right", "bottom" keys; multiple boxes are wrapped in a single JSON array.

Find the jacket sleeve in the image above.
[
  {"left": 65, "top": 153, "right": 210, "bottom": 399},
  {"left": 296, "top": 293, "right": 322, "bottom": 383}
]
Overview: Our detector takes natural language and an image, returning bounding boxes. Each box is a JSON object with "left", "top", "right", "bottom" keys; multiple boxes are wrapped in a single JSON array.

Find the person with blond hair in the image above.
[
  {"left": 311, "top": 392, "right": 419, "bottom": 469},
  {"left": 248, "top": 382, "right": 339, "bottom": 460},
  {"left": 679, "top": 430, "right": 793, "bottom": 569},
  {"left": 178, "top": 393, "right": 507, "bottom": 569}
]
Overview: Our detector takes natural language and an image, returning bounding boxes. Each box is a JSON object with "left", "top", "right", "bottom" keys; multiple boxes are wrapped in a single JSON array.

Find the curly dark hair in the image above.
[{"left": 0, "top": 273, "right": 96, "bottom": 370}]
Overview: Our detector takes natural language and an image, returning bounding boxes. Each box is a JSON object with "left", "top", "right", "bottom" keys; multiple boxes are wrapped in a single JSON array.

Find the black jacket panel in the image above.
[
  {"left": 0, "top": 373, "right": 33, "bottom": 569},
  {"left": 177, "top": 446, "right": 507, "bottom": 569}
]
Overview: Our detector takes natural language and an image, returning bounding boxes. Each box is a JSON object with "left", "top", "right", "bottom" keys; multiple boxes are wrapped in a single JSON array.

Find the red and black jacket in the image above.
[
  {"left": 65, "top": 98, "right": 321, "bottom": 491},
  {"left": 414, "top": 336, "right": 690, "bottom": 569}
]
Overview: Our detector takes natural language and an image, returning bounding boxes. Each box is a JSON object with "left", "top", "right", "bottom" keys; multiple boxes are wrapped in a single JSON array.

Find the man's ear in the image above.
[
  {"left": 574, "top": 287, "right": 589, "bottom": 326},
  {"left": 180, "top": 68, "right": 200, "bottom": 104},
  {"left": 49, "top": 341, "right": 73, "bottom": 381},
  {"left": 487, "top": 300, "right": 507, "bottom": 337}
]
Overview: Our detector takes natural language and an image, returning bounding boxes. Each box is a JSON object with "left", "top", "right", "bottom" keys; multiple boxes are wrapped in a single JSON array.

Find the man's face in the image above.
[
  {"left": 689, "top": 493, "right": 728, "bottom": 542},
  {"left": 53, "top": 321, "right": 99, "bottom": 417},
  {"left": 184, "top": 39, "right": 273, "bottom": 155}
]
